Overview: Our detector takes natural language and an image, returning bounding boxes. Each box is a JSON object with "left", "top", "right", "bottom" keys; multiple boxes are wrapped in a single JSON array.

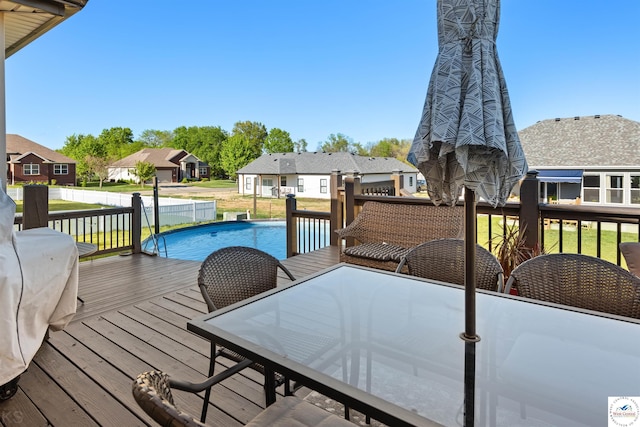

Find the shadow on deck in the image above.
[{"left": 0, "top": 246, "right": 340, "bottom": 427}]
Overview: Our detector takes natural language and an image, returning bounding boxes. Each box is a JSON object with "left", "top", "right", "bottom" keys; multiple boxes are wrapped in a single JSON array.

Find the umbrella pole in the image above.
[
  {"left": 463, "top": 341, "right": 477, "bottom": 427},
  {"left": 461, "top": 187, "right": 479, "bottom": 427},
  {"left": 461, "top": 187, "right": 479, "bottom": 342}
]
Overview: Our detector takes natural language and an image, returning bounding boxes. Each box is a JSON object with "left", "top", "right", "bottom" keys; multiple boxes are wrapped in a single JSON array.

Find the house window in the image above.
[
  {"left": 297, "top": 178, "right": 304, "bottom": 192},
  {"left": 23, "top": 164, "right": 39, "bottom": 175},
  {"left": 54, "top": 164, "right": 68, "bottom": 175},
  {"left": 245, "top": 177, "right": 252, "bottom": 190},
  {"left": 606, "top": 175, "right": 624, "bottom": 204},
  {"left": 320, "top": 179, "right": 327, "bottom": 194},
  {"left": 583, "top": 175, "right": 600, "bottom": 203},
  {"left": 199, "top": 167, "right": 207, "bottom": 176},
  {"left": 631, "top": 175, "right": 640, "bottom": 205},
  {"left": 409, "top": 176, "right": 414, "bottom": 186},
  {"left": 280, "top": 176, "right": 287, "bottom": 186}
]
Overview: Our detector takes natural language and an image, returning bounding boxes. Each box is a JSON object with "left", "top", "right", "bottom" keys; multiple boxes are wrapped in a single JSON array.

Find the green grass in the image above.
[
  {"left": 476, "top": 215, "right": 634, "bottom": 268},
  {"left": 75, "top": 179, "right": 238, "bottom": 192},
  {"left": 188, "top": 179, "right": 237, "bottom": 188},
  {"left": 14, "top": 199, "right": 106, "bottom": 213}
]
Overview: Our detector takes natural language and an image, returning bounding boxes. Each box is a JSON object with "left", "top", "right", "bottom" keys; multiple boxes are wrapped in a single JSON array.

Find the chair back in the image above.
[
  {"left": 506, "top": 253, "right": 640, "bottom": 319},
  {"left": 132, "top": 371, "right": 207, "bottom": 427},
  {"left": 198, "top": 246, "right": 295, "bottom": 312},
  {"left": 396, "top": 238, "right": 504, "bottom": 292}
]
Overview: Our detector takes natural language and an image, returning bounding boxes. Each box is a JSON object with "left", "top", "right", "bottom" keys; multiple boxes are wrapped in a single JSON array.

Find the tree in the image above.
[
  {"left": 294, "top": 138, "right": 308, "bottom": 153},
  {"left": 368, "top": 137, "right": 412, "bottom": 161},
  {"left": 231, "top": 121, "right": 267, "bottom": 158},
  {"left": 319, "top": 133, "right": 367, "bottom": 155},
  {"left": 60, "top": 133, "right": 102, "bottom": 184},
  {"left": 138, "top": 129, "right": 174, "bottom": 147},
  {"left": 171, "top": 126, "right": 228, "bottom": 178},
  {"left": 98, "top": 127, "right": 141, "bottom": 159},
  {"left": 220, "top": 134, "right": 257, "bottom": 180},
  {"left": 264, "top": 128, "right": 294, "bottom": 153},
  {"left": 130, "top": 161, "right": 156, "bottom": 187},
  {"left": 85, "top": 155, "right": 112, "bottom": 188}
]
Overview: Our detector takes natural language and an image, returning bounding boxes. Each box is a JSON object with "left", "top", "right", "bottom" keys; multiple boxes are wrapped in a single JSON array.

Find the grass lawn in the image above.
[
  {"left": 14, "top": 199, "right": 106, "bottom": 213},
  {"left": 78, "top": 179, "right": 238, "bottom": 192}
]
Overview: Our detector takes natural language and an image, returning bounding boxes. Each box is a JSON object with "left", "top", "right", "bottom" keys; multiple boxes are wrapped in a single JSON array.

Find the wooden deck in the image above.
[{"left": 0, "top": 246, "right": 340, "bottom": 427}]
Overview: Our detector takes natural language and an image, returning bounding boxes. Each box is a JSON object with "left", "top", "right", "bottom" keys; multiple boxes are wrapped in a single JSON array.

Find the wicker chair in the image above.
[
  {"left": 504, "top": 253, "right": 640, "bottom": 319},
  {"left": 335, "top": 201, "right": 464, "bottom": 272},
  {"left": 395, "top": 238, "right": 504, "bottom": 292},
  {"left": 197, "top": 246, "right": 296, "bottom": 422},
  {"left": 132, "top": 371, "right": 353, "bottom": 427}
]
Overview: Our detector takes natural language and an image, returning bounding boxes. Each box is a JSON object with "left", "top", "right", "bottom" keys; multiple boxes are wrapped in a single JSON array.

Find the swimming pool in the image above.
[{"left": 150, "top": 221, "right": 290, "bottom": 261}]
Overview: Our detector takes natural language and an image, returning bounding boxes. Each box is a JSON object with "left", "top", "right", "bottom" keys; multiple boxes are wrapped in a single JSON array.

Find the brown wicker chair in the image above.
[
  {"left": 504, "top": 253, "right": 640, "bottom": 319},
  {"left": 197, "top": 246, "right": 296, "bottom": 422},
  {"left": 395, "top": 238, "right": 504, "bottom": 292},
  {"left": 132, "top": 371, "right": 353, "bottom": 427}
]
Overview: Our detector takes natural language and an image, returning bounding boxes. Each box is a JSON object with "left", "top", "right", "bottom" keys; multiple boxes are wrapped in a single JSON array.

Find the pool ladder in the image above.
[{"left": 140, "top": 199, "right": 167, "bottom": 257}]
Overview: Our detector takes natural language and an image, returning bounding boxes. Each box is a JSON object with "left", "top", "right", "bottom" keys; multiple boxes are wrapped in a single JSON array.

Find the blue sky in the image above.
[{"left": 6, "top": 0, "right": 640, "bottom": 151}]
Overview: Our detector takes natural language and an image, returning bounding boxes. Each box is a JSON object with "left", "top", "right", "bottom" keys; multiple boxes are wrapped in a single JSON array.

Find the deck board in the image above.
[{"left": 1, "top": 246, "right": 340, "bottom": 427}]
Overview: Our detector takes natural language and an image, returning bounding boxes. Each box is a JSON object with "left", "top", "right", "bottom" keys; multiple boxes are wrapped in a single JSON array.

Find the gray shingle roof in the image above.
[
  {"left": 7, "top": 134, "right": 75, "bottom": 164},
  {"left": 110, "top": 148, "right": 188, "bottom": 168},
  {"left": 518, "top": 114, "right": 640, "bottom": 168},
  {"left": 237, "top": 152, "right": 417, "bottom": 175}
]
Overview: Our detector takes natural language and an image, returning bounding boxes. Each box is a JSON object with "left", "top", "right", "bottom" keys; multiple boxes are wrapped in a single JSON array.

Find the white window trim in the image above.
[
  {"left": 24, "top": 163, "right": 40, "bottom": 175},
  {"left": 54, "top": 164, "right": 68, "bottom": 175}
]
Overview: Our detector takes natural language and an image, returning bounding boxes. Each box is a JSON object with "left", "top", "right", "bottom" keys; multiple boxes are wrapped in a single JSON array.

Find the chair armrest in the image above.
[{"left": 169, "top": 359, "right": 253, "bottom": 393}]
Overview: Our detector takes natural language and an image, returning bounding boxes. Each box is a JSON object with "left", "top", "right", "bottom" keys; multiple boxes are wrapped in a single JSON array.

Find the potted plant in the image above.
[{"left": 490, "top": 222, "right": 546, "bottom": 294}]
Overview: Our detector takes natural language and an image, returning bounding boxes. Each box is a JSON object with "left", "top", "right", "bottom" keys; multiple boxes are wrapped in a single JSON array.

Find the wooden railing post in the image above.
[
  {"left": 391, "top": 169, "right": 402, "bottom": 195},
  {"left": 329, "top": 170, "right": 342, "bottom": 246},
  {"left": 285, "top": 194, "right": 297, "bottom": 257},
  {"left": 132, "top": 192, "right": 142, "bottom": 254},
  {"left": 23, "top": 185, "right": 49, "bottom": 229},
  {"left": 343, "top": 174, "right": 361, "bottom": 247},
  {"left": 519, "top": 170, "right": 540, "bottom": 249}
]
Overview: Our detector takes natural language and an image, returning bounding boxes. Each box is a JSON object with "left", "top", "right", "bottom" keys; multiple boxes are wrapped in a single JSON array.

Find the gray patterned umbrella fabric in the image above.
[
  {"left": 408, "top": 0, "right": 527, "bottom": 208},
  {"left": 408, "top": 3, "right": 527, "bottom": 424}
]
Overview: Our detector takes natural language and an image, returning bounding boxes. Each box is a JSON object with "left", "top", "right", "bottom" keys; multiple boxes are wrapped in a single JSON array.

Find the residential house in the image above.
[
  {"left": 6, "top": 134, "right": 76, "bottom": 186},
  {"left": 519, "top": 114, "right": 640, "bottom": 207},
  {"left": 108, "top": 148, "right": 209, "bottom": 183},
  {"left": 237, "top": 152, "right": 419, "bottom": 199}
]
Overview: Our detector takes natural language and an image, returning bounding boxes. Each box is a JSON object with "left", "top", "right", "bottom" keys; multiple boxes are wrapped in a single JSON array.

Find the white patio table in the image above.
[{"left": 188, "top": 263, "right": 640, "bottom": 427}]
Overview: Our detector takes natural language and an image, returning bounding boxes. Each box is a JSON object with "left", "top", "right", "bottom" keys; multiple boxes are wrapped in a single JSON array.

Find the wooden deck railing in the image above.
[
  {"left": 15, "top": 185, "right": 142, "bottom": 256},
  {"left": 285, "top": 194, "right": 332, "bottom": 257},
  {"left": 284, "top": 170, "right": 640, "bottom": 266}
]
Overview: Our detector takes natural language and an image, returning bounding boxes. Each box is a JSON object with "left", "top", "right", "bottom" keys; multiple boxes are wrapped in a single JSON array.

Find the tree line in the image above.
[{"left": 58, "top": 121, "right": 412, "bottom": 184}]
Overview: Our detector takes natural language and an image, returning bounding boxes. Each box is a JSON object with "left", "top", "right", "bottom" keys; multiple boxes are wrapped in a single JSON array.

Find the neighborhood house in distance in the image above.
[
  {"left": 236, "top": 151, "right": 419, "bottom": 199},
  {"left": 107, "top": 148, "right": 209, "bottom": 183},
  {"left": 5, "top": 114, "right": 639, "bottom": 207},
  {"left": 6, "top": 134, "right": 76, "bottom": 186},
  {"left": 519, "top": 114, "right": 640, "bottom": 207}
]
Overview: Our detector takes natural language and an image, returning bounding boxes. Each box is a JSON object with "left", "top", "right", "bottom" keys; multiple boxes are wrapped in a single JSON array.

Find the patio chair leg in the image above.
[{"left": 200, "top": 341, "right": 217, "bottom": 423}]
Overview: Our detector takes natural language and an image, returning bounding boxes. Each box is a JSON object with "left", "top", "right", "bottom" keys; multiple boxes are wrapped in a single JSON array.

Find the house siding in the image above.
[
  {"left": 237, "top": 172, "right": 418, "bottom": 199},
  {"left": 10, "top": 153, "right": 76, "bottom": 186}
]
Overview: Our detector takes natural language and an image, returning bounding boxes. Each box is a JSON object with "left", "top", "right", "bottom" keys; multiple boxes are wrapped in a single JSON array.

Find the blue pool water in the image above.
[{"left": 153, "top": 221, "right": 288, "bottom": 261}]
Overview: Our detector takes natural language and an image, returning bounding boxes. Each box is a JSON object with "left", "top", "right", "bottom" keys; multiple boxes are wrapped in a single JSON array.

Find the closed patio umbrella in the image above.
[
  {"left": 409, "top": 0, "right": 527, "bottom": 337},
  {"left": 408, "top": 1, "right": 527, "bottom": 424}
]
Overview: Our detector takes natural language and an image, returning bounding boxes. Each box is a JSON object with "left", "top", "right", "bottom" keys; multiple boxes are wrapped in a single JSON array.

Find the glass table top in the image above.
[{"left": 194, "top": 265, "right": 640, "bottom": 427}]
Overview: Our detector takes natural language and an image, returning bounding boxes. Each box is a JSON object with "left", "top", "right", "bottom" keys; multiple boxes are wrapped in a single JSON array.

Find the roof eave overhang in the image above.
[{"left": 3, "top": 0, "right": 89, "bottom": 58}]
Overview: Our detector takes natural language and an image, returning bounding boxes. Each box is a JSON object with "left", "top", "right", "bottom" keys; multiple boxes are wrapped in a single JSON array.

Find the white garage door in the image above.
[{"left": 156, "top": 170, "right": 173, "bottom": 183}]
